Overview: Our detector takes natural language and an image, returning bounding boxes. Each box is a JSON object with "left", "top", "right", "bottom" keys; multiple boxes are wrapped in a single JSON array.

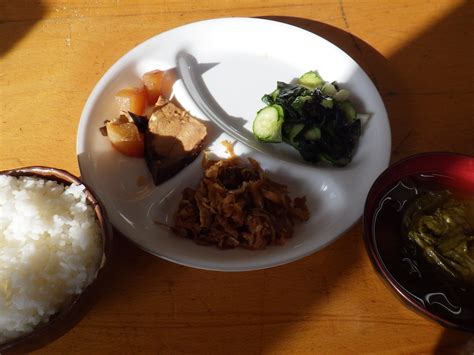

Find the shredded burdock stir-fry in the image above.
[{"left": 172, "top": 144, "right": 310, "bottom": 249}]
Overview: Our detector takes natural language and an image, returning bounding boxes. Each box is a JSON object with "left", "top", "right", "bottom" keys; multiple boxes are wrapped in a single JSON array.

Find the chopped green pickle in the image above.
[
  {"left": 402, "top": 190, "right": 474, "bottom": 282},
  {"left": 253, "top": 70, "right": 364, "bottom": 167}
]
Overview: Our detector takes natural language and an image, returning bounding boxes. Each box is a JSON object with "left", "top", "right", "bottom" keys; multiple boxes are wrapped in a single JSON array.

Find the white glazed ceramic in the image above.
[{"left": 77, "top": 17, "right": 391, "bottom": 271}]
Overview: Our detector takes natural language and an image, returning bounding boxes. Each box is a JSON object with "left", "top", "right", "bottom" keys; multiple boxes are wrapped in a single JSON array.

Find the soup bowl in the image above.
[{"left": 363, "top": 152, "right": 474, "bottom": 332}]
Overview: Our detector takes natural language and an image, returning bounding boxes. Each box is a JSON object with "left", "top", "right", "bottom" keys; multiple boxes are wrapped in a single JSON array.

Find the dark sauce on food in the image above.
[{"left": 373, "top": 173, "right": 474, "bottom": 329}]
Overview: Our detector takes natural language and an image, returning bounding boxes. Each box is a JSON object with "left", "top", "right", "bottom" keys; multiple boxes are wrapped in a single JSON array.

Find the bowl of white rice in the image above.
[{"left": 0, "top": 166, "right": 112, "bottom": 352}]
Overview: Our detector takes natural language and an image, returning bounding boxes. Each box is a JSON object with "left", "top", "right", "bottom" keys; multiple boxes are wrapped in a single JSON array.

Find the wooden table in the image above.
[{"left": 2, "top": 1, "right": 473, "bottom": 353}]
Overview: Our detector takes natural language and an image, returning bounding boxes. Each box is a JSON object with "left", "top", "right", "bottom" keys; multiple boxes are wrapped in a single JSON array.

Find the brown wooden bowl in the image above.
[{"left": 0, "top": 166, "right": 113, "bottom": 353}]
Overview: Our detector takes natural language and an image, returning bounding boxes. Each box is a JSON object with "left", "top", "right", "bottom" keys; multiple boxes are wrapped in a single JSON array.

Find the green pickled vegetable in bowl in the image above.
[{"left": 402, "top": 190, "right": 474, "bottom": 282}]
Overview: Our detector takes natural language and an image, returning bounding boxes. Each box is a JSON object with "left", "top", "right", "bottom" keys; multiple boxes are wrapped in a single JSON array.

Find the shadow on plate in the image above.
[
  {"left": 175, "top": 52, "right": 249, "bottom": 135},
  {"left": 176, "top": 51, "right": 311, "bottom": 165}
]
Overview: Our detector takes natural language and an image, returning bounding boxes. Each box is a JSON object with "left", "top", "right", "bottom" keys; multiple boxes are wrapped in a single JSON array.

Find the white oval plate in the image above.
[{"left": 77, "top": 18, "right": 391, "bottom": 271}]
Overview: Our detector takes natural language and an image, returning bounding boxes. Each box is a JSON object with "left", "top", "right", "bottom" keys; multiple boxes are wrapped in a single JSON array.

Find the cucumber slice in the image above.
[
  {"left": 304, "top": 127, "right": 321, "bottom": 141},
  {"left": 271, "top": 88, "right": 280, "bottom": 101},
  {"left": 339, "top": 101, "right": 357, "bottom": 122},
  {"left": 288, "top": 123, "right": 305, "bottom": 143},
  {"left": 298, "top": 71, "right": 324, "bottom": 89},
  {"left": 253, "top": 105, "right": 284, "bottom": 142},
  {"left": 321, "top": 98, "right": 334, "bottom": 109},
  {"left": 333, "top": 89, "right": 350, "bottom": 102},
  {"left": 263, "top": 89, "right": 280, "bottom": 105},
  {"left": 291, "top": 95, "right": 312, "bottom": 112},
  {"left": 273, "top": 104, "right": 284, "bottom": 118},
  {"left": 321, "top": 82, "right": 337, "bottom": 96}
]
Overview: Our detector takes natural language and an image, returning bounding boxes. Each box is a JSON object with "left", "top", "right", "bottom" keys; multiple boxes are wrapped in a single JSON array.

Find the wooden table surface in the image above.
[{"left": 1, "top": 0, "right": 473, "bottom": 353}]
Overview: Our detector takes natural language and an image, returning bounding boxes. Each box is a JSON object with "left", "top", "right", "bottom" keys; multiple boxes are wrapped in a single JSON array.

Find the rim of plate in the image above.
[{"left": 77, "top": 17, "right": 391, "bottom": 271}]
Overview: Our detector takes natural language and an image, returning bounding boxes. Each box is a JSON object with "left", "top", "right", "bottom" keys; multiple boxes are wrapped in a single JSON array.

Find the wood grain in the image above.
[{"left": 1, "top": 0, "right": 473, "bottom": 353}]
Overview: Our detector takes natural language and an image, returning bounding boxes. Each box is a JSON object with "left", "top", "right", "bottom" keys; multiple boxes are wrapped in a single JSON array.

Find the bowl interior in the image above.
[
  {"left": 364, "top": 153, "right": 474, "bottom": 332},
  {"left": 0, "top": 167, "right": 113, "bottom": 353}
]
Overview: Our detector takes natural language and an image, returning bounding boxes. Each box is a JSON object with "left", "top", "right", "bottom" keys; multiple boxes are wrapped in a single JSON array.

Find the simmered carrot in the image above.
[
  {"left": 106, "top": 121, "right": 144, "bottom": 158},
  {"left": 115, "top": 87, "right": 147, "bottom": 115},
  {"left": 160, "top": 70, "right": 177, "bottom": 100},
  {"left": 142, "top": 70, "right": 164, "bottom": 105}
]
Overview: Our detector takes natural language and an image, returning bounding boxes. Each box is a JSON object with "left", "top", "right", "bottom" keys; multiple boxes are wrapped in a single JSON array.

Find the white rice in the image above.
[{"left": 0, "top": 175, "right": 102, "bottom": 344}]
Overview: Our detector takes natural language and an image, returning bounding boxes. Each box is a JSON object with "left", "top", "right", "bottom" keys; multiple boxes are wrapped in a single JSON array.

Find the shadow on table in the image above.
[
  {"left": 434, "top": 329, "right": 473, "bottom": 354},
  {"left": 257, "top": 6, "right": 473, "bottom": 353},
  {"left": 82, "top": 222, "right": 364, "bottom": 354},
  {"left": 264, "top": 9, "right": 474, "bottom": 162},
  {"left": 0, "top": 1, "right": 47, "bottom": 55}
]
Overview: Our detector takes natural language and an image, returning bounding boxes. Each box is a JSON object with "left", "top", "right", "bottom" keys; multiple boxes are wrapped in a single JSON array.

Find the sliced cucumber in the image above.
[
  {"left": 304, "top": 127, "right": 321, "bottom": 141},
  {"left": 298, "top": 71, "right": 324, "bottom": 89},
  {"left": 271, "top": 88, "right": 280, "bottom": 101},
  {"left": 253, "top": 104, "right": 284, "bottom": 142},
  {"left": 321, "top": 98, "right": 334, "bottom": 109},
  {"left": 333, "top": 89, "right": 350, "bottom": 102},
  {"left": 321, "top": 82, "right": 337, "bottom": 97},
  {"left": 288, "top": 123, "right": 305, "bottom": 143},
  {"left": 273, "top": 104, "right": 284, "bottom": 118},
  {"left": 262, "top": 89, "right": 281, "bottom": 105},
  {"left": 339, "top": 101, "right": 357, "bottom": 122},
  {"left": 291, "top": 95, "right": 312, "bottom": 112}
]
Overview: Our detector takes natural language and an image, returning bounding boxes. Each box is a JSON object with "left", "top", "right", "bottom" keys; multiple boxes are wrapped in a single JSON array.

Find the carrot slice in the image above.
[
  {"left": 161, "top": 70, "right": 177, "bottom": 100},
  {"left": 106, "top": 122, "right": 144, "bottom": 157},
  {"left": 143, "top": 70, "right": 164, "bottom": 105},
  {"left": 115, "top": 87, "right": 147, "bottom": 115}
]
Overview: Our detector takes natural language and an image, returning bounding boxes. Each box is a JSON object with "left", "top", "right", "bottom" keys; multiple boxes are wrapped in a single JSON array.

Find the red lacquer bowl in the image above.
[{"left": 363, "top": 152, "right": 474, "bottom": 332}]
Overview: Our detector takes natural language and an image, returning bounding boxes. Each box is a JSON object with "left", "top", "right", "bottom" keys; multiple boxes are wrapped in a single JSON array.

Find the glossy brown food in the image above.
[
  {"left": 115, "top": 86, "right": 147, "bottom": 115},
  {"left": 173, "top": 156, "right": 310, "bottom": 249},
  {"left": 142, "top": 70, "right": 164, "bottom": 105},
  {"left": 145, "top": 97, "right": 207, "bottom": 184},
  {"left": 106, "top": 120, "right": 144, "bottom": 158}
]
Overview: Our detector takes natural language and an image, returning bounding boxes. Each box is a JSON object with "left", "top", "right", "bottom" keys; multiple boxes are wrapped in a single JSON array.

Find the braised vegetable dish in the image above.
[
  {"left": 100, "top": 69, "right": 208, "bottom": 185},
  {"left": 173, "top": 151, "right": 310, "bottom": 249}
]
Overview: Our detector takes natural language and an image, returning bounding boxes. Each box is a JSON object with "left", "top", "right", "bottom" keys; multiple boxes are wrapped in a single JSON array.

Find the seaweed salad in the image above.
[{"left": 252, "top": 71, "right": 368, "bottom": 167}]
